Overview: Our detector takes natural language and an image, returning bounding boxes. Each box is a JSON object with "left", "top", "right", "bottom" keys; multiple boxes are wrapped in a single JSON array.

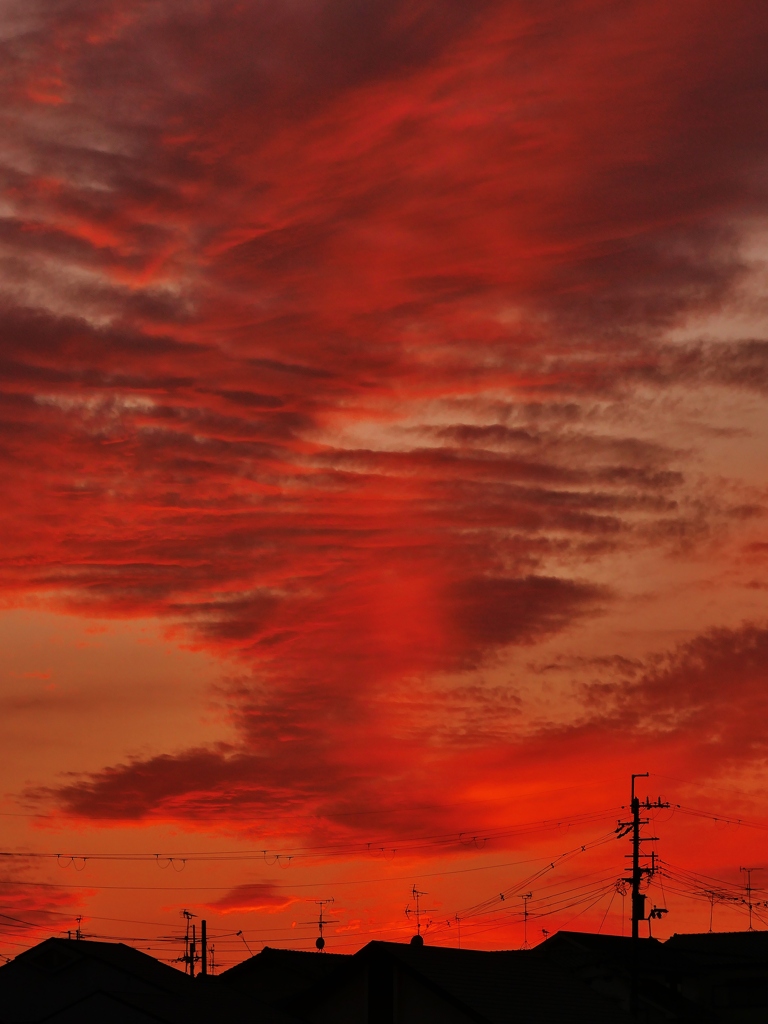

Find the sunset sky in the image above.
[{"left": 1, "top": 0, "right": 768, "bottom": 966}]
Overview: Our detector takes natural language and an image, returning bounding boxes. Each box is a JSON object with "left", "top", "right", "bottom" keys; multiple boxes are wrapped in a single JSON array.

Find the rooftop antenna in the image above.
[
  {"left": 703, "top": 889, "right": 734, "bottom": 933},
  {"left": 405, "top": 886, "right": 432, "bottom": 946},
  {"left": 236, "top": 931, "right": 253, "bottom": 957},
  {"left": 75, "top": 916, "right": 82, "bottom": 941},
  {"left": 740, "top": 867, "right": 764, "bottom": 931},
  {"left": 705, "top": 890, "right": 717, "bottom": 933},
  {"left": 304, "top": 899, "right": 337, "bottom": 951},
  {"left": 519, "top": 893, "right": 533, "bottom": 949}
]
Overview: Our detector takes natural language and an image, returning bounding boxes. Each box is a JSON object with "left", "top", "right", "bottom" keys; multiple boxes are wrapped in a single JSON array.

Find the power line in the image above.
[
  {"left": 675, "top": 804, "right": 768, "bottom": 832},
  {"left": 0, "top": 853, "right": 592, "bottom": 891},
  {"left": 0, "top": 808, "right": 620, "bottom": 864},
  {"left": 3, "top": 780, "right": 768, "bottom": 960}
]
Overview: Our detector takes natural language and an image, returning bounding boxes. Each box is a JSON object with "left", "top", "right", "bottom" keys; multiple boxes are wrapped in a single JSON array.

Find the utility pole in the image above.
[
  {"left": 617, "top": 773, "right": 670, "bottom": 1019},
  {"left": 619, "top": 774, "right": 669, "bottom": 939},
  {"left": 740, "top": 867, "right": 763, "bottom": 931},
  {"left": 181, "top": 909, "right": 197, "bottom": 976},
  {"left": 201, "top": 919, "right": 207, "bottom": 976}
]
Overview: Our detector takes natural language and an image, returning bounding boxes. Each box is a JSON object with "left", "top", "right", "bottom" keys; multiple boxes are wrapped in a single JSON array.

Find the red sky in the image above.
[{"left": 1, "top": 0, "right": 768, "bottom": 965}]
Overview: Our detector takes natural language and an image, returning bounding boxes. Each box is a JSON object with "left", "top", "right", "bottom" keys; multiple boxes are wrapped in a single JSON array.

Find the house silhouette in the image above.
[
  {"left": 222, "top": 939, "right": 628, "bottom": 1023},
  {"left": 0, "top": 936, "right": 300, "bottom": 1023},
  {"left": 2, "top": 929, "right": 766, "bottom": 1022}
]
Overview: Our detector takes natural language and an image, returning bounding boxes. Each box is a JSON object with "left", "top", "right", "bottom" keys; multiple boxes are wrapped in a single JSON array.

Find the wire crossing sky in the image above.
[{"left": 0, "top": 0, "right": 767, "bottom": 958}]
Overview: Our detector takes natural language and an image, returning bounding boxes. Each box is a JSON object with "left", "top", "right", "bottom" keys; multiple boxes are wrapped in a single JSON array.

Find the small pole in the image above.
[
  {"left": 190, "top": 924, "right": 196, "bottom": 978},
  {"left": 740, "top": 868, "right": 763, "bottom": 931},
  {"left": 201, "top": 919, "right": 207, "bottom": 976},
  {"left": 520, "top": 893, "right": 533, "bottom": 949}
]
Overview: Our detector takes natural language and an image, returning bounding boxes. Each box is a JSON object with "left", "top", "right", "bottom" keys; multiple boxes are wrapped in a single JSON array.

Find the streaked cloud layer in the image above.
[{"left": 1, "top": 0, "right": 767, "bottom": 949}]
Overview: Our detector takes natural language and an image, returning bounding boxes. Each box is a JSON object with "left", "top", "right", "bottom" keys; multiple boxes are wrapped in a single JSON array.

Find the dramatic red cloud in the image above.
[
  {"left": 0, "top": 0, "right": 767, "bottom": 954},
  {"left": 207, "top": 884, "right": 300, "bottom": 916}
]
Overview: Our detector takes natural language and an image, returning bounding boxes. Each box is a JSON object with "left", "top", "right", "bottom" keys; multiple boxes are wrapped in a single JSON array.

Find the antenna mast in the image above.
[
  {"left": 405, "top": 886, "right": 432, "bottom": 946},
  {"left": 740, "top": 867, "right": 764, "bottom": 931},
  {"left": 312, "top": 898, "right": 337, "bottom": 951},
  {"left": 520, "top": 893, "right": 533, "bottom": 949}
]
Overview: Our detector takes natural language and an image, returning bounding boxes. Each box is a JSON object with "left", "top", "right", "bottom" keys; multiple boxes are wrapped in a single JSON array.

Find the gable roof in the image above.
[
  {"left": 290, "top": 940, "right": 628, "bottom": 1023},
  {"left": 533, "top": 930, "right": 668, "bottom": 973},
  {"left": 0, "top": 938, "right": 304, "bottom": 1024},
  {"left": 219, "top": 945, "right": 347, "bottom": 1004},
  {"left": 8, "top": 938, "right": 188, "bottom": 993}
]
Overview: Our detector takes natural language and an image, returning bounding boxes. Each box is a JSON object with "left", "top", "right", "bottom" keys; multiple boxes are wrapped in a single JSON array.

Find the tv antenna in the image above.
[
  {"left": 519, "top": 893, "right": 533, "bottom": 949},
  {"left": 405, "top": 885, "right": 433, "bottom": 946},
  {"left": 740, "top": 867, "right": 764, "bottom": 931},
  {"left": 304, "top": 899, "right": 337, "bottom": 951}
]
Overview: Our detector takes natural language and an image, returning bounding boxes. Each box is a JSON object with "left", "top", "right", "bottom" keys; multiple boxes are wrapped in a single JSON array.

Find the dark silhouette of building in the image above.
[
  {"left": 665, "top": 932, "right": 768, "bottom": 1021},
  {"left": 534, "top": 930, "right": 768, "bottom": 1023},
  {"left": 219, "top": 945, "right": 347, "bottom": 1005},
  {"left": 0, "top": 936, "right": 301, "bottom": 1023},
  {"left": 3, "top": 929, "right": 768, "bottom": 1022},
  {"left": 280, "top": 940, "right": 628, "bottom": 1023}
]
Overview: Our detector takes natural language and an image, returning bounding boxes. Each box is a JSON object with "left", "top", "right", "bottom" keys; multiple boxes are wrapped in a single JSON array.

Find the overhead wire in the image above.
[
  {"left": 0, "top": 807, "right": 620, "bottom": 865},
  {"left": 458, "top": 826, "right": 620, "bottom": 920},
  {"left": 4, "top": 789, "right": 768, "bottom": 960},
  {"left": 672, "top": 804, "right": 768, "bottom": 833}
]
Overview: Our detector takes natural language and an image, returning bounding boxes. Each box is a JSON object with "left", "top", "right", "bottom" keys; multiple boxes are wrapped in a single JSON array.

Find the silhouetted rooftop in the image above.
[
  {"left": 533, "top": 929, "right": 668, "bottom": 970},
  {"left": 0, "top": 938, "right": 301, "bottom": 1023},
  {"left": 290, "top": 939, "right": 628, "bottom": 1023},
  {"left": 665, "top": 930, "right": 768, "bottom": 960},
  {"left": 219, "top": 944, "right": 347, "bottom": 1004}
]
